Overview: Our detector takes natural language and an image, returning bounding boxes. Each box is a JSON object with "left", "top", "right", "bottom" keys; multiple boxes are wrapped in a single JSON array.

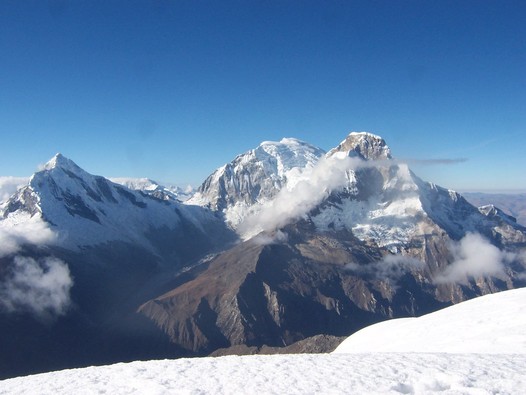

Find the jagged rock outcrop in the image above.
[
  {"left": 209, "top": 334, "right": 346, "bottom": 356},
  {"left": 327, "top": 131, "right": 392, "bottom": 160}
]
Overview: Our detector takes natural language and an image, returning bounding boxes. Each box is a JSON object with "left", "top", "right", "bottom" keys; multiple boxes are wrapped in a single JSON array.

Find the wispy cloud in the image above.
[
  {"left": 516, "top": 251, "right": 526, "bottom": 280},
  {"left": 0, "top": 217, "right": 57, "bottom": 258},
  {"left": 346, "top": 254, "right": 424, "bottom": 286},
  {"left": 0, "top": 176, "right": 28, "bottom": 204},
  {"left": 0, "top": 216, "right": 73, "bottom": 320},
  {"left": 252, "top": 230, "right": 289, "bottom": 246},
  {"left": 400, "top": 158, "right": 468, "bottom": 166},
  {"left": 238, "top": 155, "right": 364, "bottom": 238},
  {"left": 434, "top": 233, "right": 512, "bottom": 284},
  {"left": 0, "top": 256, "right": 73, "bottom": 320}
]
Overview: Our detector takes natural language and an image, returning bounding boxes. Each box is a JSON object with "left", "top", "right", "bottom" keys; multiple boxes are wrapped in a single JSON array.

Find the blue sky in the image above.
[{"left": 1, "top": 1, "right": 525, "bottom": 191}]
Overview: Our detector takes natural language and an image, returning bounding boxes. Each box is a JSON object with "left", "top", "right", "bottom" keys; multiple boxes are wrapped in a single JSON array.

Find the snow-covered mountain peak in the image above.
[
  {"left": 29, "top": 154, "right": 99, "bottom": 200},
  {"left": 478, "top": 204, "right": 520, "bottom": 226},
  {"left": 34, "top": 154, "right": 95, "bottom": 190},
  {"left": 188, "top": 138, "right": 325, "bottom": 219},
  {"left": 279, "top": 137, "right": 304, "bottom": 145},
  {"left": 110, "top": 177, "right": 159, "bottom": 191},
  {"left": 42, "top": 153, "right": 81, "bottom": 172},
  {"left": 110, "top": 177, "right": 194, "bottom": 202},
  {"left": 254, "top": 137, "right": 325, "bottom": 177},
  {"left": 0, "top": 154, "right": 233, "bottom": 253},
  {"left": 327, "top": 132, "right": 392, "bottom": 160}
]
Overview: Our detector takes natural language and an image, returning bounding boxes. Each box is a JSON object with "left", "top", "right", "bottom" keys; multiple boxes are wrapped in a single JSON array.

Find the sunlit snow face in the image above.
[{"left": 238, "top": 155, "right": 362, "bottom": 238}]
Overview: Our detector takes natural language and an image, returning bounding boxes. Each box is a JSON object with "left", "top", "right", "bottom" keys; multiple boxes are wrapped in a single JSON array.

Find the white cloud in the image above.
[
  {"left": 0, "top": 217, "right": 57, "bottom": 258},
  {"left": 0, "top": 176, "right": 28, "bottom": 204},
  {"left": 0, "top": 256, "right": 73, "bottom": 319},
  {"left": 238, "top": 155, "right": 364, "bottom": 238},
  {"left": 346, "top": 254, "right": 424, "bottom": 285},
  {"left": 516, "top": 251, "right": 526, "bottom": 280},
  {"left": 0, "top": 214, "right": 70, "bottom": 319},
  {"left": 253, "top": 230, "right": 289, "bottom": 246},
  {"left": 434, "top": 233, "right": 511, "bottom": 284}
]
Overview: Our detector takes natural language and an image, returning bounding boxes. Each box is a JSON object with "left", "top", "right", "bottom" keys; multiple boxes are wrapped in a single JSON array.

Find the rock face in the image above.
[
  {"left": 327, "top": 131, "right": 392, "bottom": 160},
  {"left": 209, "top": 334, "right": 346, "bottom": 356},
  {"left": 138, "top": 217, "right": 525, "bottom": 354},
  {"left": 139, "top": 132, "right": 526, "bottom": 355}
]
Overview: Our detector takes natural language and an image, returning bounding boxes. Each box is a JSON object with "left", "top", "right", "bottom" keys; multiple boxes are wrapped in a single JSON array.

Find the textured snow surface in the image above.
[
  {"left": 335, "top": 287, "right": 526, "bottom": 354},
  {"left": 2, "top": 288, "right": 526, "bottom": 394},
  {"left": 1, "top": 353, "right": 524, "bottom": 395}
]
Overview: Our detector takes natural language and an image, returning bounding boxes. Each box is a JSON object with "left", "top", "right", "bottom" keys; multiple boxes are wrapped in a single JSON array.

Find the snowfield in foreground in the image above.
[
  {"left": 1, "top": 353, "right": 525, "bottom": 395},
  {"left": 2, "top": 288, "right": 526, "bottom": 394}
]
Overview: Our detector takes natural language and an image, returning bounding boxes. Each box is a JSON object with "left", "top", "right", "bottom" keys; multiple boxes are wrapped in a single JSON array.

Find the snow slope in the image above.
[
  {"left": 1, "top": 353, "right": 524, "bottom": 395},
  {"left": 334, "top": 287, "right": 526, "bottom": 354},
  {"left": 2, "top": 288, "right": 526, "bottom": 394},
  {"left": 1, "top": 154, "right": 222, "bottom": 251}
]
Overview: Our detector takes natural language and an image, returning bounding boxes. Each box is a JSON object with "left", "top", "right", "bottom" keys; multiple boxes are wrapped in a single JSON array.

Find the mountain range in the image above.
[
  {"left": 1, "top": 132, "right": 525, "bottom": 378},
  {"left": 463, "top": 192, "right": 526, "bottom": 227}
]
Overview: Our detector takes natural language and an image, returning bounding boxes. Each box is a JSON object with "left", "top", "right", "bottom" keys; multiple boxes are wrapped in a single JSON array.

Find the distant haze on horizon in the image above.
[{"left": 1, "top": 1, "right": 525, "bottom": 191}]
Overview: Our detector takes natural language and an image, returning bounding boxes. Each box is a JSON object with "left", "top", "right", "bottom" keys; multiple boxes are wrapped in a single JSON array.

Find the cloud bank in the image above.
[
  {"left": 0, "top": 256, "right": 73, "bottom": 319},
  {"left": 434, "top": 233, "right": 512, "bottom": 284}
]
